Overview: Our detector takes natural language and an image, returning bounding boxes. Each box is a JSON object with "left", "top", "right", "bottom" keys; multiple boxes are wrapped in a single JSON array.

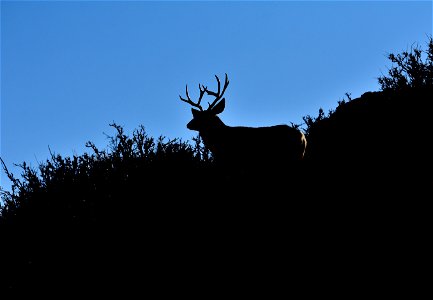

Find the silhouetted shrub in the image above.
[
  {"left": 378, "top": 36, "right": 433, "bottom": 91},
  {"left": 0, "top": 123, "right": 214, "bottom": 223}
]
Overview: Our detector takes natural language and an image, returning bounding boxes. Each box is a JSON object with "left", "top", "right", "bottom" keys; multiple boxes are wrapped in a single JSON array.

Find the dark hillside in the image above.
[
  {"left": 1, "top": 39, "right": 432, "bottom": 294},
  {"left": 304, "top": 86, "right": 432, "bottom": 197}
]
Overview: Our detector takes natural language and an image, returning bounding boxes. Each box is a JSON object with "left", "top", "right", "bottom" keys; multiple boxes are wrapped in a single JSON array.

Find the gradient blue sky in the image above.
[{"left": 1, "top": 1, "right": 432, "bottom": 192}]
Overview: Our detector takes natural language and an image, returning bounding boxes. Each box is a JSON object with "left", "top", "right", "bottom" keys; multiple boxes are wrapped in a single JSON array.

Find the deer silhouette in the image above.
[{"left": 180, "top": 74, "right": 307, "bottom": 176}]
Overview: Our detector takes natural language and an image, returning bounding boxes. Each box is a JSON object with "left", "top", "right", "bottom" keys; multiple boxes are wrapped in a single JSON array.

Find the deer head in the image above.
[{"left": 179, "top": 73, "right": 230, "bottom": 132}]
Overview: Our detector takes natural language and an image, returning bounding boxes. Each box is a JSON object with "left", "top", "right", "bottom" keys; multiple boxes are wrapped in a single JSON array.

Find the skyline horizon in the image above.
[{"left": 1, "top": 1, "right": 432, "bottom": 193}]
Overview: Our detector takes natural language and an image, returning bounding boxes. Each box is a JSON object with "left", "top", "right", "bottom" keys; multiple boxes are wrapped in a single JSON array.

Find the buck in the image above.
[{"left": 179, "top": 74, "right": 307, "bottom": 175}]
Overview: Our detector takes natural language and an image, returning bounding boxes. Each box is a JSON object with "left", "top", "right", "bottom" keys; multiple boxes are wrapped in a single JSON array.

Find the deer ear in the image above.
[
  {"left": 212, "top": 98, "right": 225, "bottom": 115},
  {"left": 191, "top": 108, "right": 200, "bottom": 118}
]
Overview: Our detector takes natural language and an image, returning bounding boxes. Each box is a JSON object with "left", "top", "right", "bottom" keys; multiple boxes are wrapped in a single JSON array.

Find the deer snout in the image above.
[{"left": 186, "top": 119, "right": 196, "bottom": 131}]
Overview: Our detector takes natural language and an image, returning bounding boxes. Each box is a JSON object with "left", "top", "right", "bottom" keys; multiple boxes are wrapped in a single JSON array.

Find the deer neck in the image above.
[{"left": 199, "top": 119, "right": 227, "bottom": 151}]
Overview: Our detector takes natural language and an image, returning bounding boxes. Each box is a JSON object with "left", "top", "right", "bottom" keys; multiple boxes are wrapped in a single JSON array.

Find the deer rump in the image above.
[{"left": 201, "top": 124, "right": 306, "bottom": 170}]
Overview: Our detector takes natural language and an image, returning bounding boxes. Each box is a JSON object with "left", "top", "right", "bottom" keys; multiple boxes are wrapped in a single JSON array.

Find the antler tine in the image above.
[
  {"left": 198, "top": 83, "right": 206, "bottom": 105},
  {"left": 215, "top": 74, "right": 221, "bottom": 95},
  {"left": 220, "top": 73, "right": 229, "bottom": 97},
  {"left": 179, "top": 84, "right": 204, "bottom": 111},
  {"left": 206, "top": 73, "right": 230, "bottom": 110}
]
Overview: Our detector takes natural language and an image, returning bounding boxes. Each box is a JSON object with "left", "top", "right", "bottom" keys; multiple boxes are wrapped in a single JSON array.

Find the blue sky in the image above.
[{"left": 1, "top": 0, "right": 432, "bottom": 192}]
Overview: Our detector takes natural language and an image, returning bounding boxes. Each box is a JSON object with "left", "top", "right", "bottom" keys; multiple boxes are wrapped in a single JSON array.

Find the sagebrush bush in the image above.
[
  {"left": 0, "top": 123, "right": 214, "bottom": 223},
  {"left": 378, "top": 36, "right": 433, "bottom": 90}
]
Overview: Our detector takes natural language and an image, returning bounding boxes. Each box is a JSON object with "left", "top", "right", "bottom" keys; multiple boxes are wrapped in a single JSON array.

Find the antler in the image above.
[
  {"left": 179, "top": 83, "right": 207, "bottom": 111},
  {"left": 204, "top": 73, "right": 229, "bottom": 110}
]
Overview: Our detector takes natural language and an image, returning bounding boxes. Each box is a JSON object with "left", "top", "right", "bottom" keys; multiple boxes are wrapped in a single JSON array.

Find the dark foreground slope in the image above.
[{"left": 1, "top": 86, "right": 431, "bottom": 295}]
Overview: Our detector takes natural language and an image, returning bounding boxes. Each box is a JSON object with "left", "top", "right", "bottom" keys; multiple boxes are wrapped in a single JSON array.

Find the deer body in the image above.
[
  {"left": 180, "top": 74, "right": 307, "bottom": 173},
  {"left": 197, "top": 123, "right": 306, "bottom": 168}
]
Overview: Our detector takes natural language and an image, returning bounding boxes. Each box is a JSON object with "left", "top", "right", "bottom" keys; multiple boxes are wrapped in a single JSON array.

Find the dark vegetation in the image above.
[{"left": 1, "top": 38, "right": 432, "bottom": 293}]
